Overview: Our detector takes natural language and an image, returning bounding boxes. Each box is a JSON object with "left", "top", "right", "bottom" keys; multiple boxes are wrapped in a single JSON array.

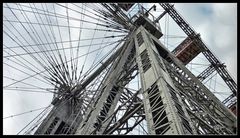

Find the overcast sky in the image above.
[
  {"left": 175, "top": 3, "right": 237, "bottom": 79},
  {"left": 3, "top": 3, "right": 237, "bottom": 135}
]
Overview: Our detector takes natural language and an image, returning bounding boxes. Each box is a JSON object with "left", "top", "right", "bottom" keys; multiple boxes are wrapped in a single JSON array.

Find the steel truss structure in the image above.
[{"left": 3, "top": 3, "right": 237, "bottom": 135}]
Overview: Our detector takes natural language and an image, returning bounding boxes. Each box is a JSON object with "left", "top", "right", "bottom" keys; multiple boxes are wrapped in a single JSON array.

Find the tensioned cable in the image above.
[
  {"left": 3, "top": 106, "right": 50, "bottom": 119},
  {"left": 89, "top": 28, "right": 110, "bottom": 70},
  {"left": 72, "top": 3, "right": 85, "bottom": 85},
  {"left": 18, "top": 3, "right": 126, "bottom": 31},
  {"left": 6, "top": 2, "right": 105, "bottom": 135},
  {"left": 29, "top": 3, "right": 67, "bottom": 86},
  {"left": 3, "top": 15, "right": 56, "bottom": 77},
  {"left": 166, "top": 14, "right": 169, "bottom": 49},
  {"left": 23, "top": 107, "right": 51, "bottom": 135},
  {"left": 66, "top": 3, "right": 74, "bottom": 87},
  {"left": 4, "top": 41, "right": 123, "bottom": 88},
  {"left": 42, "top": 3, "right": 71, "bottom": 87},
  {"left": 3, "top": 39, "right": 123, "bottom": 88},
  {"left": 3, "top": 76, "right": 58, "bottom": 94},
  {"left": 56, "top": 3, "right": 124, "bottom": 30},
  {"left": 4, "top": 3, "right": 124, "bottom": 86},
  {"left": 3, "top": 46, "right": 54, "bottom": 85},
  {"left": 24, "top": 91, "right": 84, "bottom": 134},
  {"left": 77, "top": 38, "right": 124, "bottom": 84},
  {"left": 16, "top": 105, "right": 52, "bottom": 135},
  {"left": 3, "top": 4, "right": 126, "bottom": 32},
  {"left": 3, "top": 61, "right": 52, "bottom": 86},
  {"left": 4, "top": 89, "right": 56, "bottom": 94},
  {"left": 2, "top": 20, "right": 128, "bottom": 33},
  {"left": 203, "top": 72, "right": 229, "bottom": 89},
  {"left": 37, "top": 3, "right": 66, "bottom": 82},
  {"left": 5, "top": 86, "right": 54, "bottom": 90},
  {"left": 78, "top": 11, "right": 101, "bottom": 82},
  {"left": 76, "top": 39, "right": 125, "bottom": 83},
  {"left": 16, "top": 3, "right": 59, "bottom": 73},
  {"left": 72, "top": 3, "right": 125, "bottom": 28},
  {"left": 85, "top": 3, "right": 130, "bottom": 32},
  {"left": 60, "top": 43, "right": 122, "bottom": 134},
  {"left": 1, "top": 3, "right": 177, "bottom": 135},
  {"left": 4, "top": 36, "right": 125, "bottom": 50},
  {"left": 86, "top": 3, "right": 131, "bottom": 71},
  {"left": 17, "top": 90, "right": 79, "bottom": 135},
  {"left": 78, "top": 29, "right": 132, "bottom": 83},
  {"left": 52, "top": 3, "right": 73, "bottom": 87},
  {"left": 78, "top": 30, "right": 131, "bottom": 82},
  {"left": 3, "top": 25, "right": 60, "bottom": 87}
]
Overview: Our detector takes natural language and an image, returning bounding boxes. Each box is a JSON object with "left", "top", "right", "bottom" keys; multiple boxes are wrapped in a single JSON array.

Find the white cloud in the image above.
[
  {"left": 173, "top": 3, "right": 237, "bottom": 81},
  {"left": 212, "top": 3, "right": 237, "bottom": 25}
]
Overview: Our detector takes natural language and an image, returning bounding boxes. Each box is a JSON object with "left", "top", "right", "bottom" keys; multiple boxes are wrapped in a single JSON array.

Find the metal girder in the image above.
[
  {"left": 96, "top": 65, "right": 139, "bottom": 134},
  {"left": 140, "top": 25, "right": 236, "bottom": 134},
  {"left": 35, "top": 43, "right": 125, "bottom": 134},
  {"left": 97, "top": 89, "right": 145, "bottom": 135},
  {"left": 222, "top": 94, "right": 235, "bottom": 105},
  {"left": 162, "top": 54, "right": 236, "bottom": 134},
  {"left": 118, "top": 3, "right": 134, "bottom": 11},
  {"left": 75, "top": 35, "right": 137, "bottom": 135},
  {"left": 159, "top": 3, "right": 237, "bottom": 96},
  {"left": 197, "top": 62, "right": 228, "bottom": 82},
  {"left": 71, "top": 45, "right": 124, "bottom": 97},
  {"left": 154, "top": 10, "right": 167, "bottom": 23},
  {"left": 197, "top": 65, "right": 215, "bottom": 81},
  {"left": 172, "top": 36, "right": 202, "bottom": 65},
  {"left": 103, "top": 103, "right": 144, "bottom": 134},
  {"left": 34, "top": 95, "right": 81, "bottom": 135},
  {"left": 201, "top": 48, "right": 237, "bottom": 95},
  {"left": 143, "top": 23, "right": 236, "bottom": 134},
  {"left": 134, "top": 26, "right": 197, "bottom": 135},
  {"left": 101, "top": 3, "right": 131, "bottom": 30},
  {"left": 34, "top": 31, "right": 131, "bottom": 135},
  {"left": 159, "top": 3, "right": 196, "bottom": 37},
  {"left": 35, "top": 4, "right": 237, "bottom": 135}
]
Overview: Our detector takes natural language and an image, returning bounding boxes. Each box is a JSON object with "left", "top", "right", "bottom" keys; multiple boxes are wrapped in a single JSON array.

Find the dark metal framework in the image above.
[
  {"left": 159, "top": 3, "right": 237, "bottom": 97},
  {"left": 4, "top": 3, "right": 235, "bottom": 135}
]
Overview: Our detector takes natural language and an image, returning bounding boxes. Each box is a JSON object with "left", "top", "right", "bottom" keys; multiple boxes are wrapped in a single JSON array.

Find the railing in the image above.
[{"left": 127, "top": 4, "right": 161, "bottom": 31}]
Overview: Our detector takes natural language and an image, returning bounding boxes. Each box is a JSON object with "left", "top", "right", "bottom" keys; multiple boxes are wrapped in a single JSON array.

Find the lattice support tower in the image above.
[{"left": 32, "top": 3, "right": 237, "bottom": 135}]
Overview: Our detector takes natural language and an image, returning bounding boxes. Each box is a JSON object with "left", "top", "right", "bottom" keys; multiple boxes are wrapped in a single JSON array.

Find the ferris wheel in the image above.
[{"left": 3, "top": 3, "right": 237, "bottom": 135}]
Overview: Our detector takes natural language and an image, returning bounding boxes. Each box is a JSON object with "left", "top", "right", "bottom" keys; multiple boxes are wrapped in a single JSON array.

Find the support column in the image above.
[
  {"left": 75, "top": 36, "right": 137, "bottom": 135},
  {"left": 134, "top": 26, "right": 197, "bottom": 134}
]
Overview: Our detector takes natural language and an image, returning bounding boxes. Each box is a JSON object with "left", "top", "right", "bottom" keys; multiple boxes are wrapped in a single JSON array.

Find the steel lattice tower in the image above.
[{"left": 25, "top": 3, "right": 237, "bottom": 135}]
